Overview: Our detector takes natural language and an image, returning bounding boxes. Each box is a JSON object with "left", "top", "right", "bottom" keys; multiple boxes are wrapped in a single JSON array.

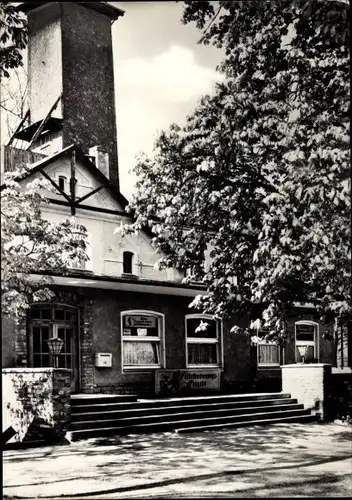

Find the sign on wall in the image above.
[
  {"left": 124, "top": 315, "right": 156, "bottom": 328},
  {"left": 155, "top": 369, "right": 220, "bottom": 395}
]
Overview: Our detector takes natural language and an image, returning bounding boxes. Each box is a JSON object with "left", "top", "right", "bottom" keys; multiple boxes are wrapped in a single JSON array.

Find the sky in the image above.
[
  {"left": 111, "top": 1, "right": 223, "bottom": 199},
  {"left": 0, "top": 1, "right": 224, "bottom": 198}
]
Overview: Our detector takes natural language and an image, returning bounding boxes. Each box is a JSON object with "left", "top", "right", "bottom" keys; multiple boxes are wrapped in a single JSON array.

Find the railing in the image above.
[
  {"left": 257, "top": 342, "right": 281, "bottom": 367},
  {"left": 3, "top": 145, "right": 46, "bottom": 172}
]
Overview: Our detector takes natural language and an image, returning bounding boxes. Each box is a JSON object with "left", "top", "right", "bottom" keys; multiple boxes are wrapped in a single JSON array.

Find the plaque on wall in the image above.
[{"left": 155, "top": 369, "right": 221, "bottom": 395}]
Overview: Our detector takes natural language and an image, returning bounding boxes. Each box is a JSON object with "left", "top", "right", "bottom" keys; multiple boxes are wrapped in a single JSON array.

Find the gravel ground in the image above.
[{"left": 3, "top": 422, "right": 352, "bottom": 498}]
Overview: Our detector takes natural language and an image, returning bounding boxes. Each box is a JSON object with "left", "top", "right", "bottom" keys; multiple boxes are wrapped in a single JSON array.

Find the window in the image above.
[
  {"left": 257, "top": 343, "right": 281, "bottom": 367},
  {"left": 58, "top": 175, "right": 67, "bottom": 192},
  {"left": 295, "top": 321, "right": 319, "bottom": 363},
  {"left": 121, "top": 311, "right": 164, "bottom": 370},
  {"left": 123, "top": 252, "right": 134, "bottom": 274},
  {"left": 185, "top": 314, "right": 221, "bottom": 367},
  {"left": 29, "top": 304, "right": 76, "bottom": 369}
]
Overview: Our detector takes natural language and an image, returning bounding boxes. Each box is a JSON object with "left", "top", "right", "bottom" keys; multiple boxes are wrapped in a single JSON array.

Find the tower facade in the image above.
[{"left": 16, "top": 2, "right": 124, "bottom": 189}]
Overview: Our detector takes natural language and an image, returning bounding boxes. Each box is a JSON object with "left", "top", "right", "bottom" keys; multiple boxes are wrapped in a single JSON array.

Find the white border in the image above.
[
  {"left": 294, "top": 320, "right": 319, "bottom": 362},
  {"left": 185, "top": 314, "right": 222, "bottom": 369},
  {"left": 120, "top": 310, "right": 165, "bottom": 372}
]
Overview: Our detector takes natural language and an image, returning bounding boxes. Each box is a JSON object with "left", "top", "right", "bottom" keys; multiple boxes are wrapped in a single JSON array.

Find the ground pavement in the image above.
[{"left": 3, "top": 422, "right": 352, "bottom": 498}]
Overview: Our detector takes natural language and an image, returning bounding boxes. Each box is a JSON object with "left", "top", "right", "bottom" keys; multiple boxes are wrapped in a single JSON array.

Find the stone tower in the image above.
[{"left": 14, "top": 2, "right": 124, "bottom": 189}]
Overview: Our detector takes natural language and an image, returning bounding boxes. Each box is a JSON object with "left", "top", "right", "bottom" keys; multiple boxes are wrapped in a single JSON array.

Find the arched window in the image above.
[
  {"left": 185, "top": 314, "right": 222, "bottom": 367},
  {"left": 121, "top": 310, "right": 164, "bottom": 369},
  {"left": 295, "top": 321, "right": 319, "bottom": 363},
  {"left": 123, "top": 251, "right": 134, "bottom": 274}
]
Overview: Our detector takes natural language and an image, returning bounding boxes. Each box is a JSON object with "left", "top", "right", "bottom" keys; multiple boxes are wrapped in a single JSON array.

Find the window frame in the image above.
[
  {"left": 185, "top": 314, "right": 223, "bottom": 369},
  {"left": 256, "top": 342, "right": 283, "bottom": 368},
  {"left": 28, "top": 303, "right": 77, "bottom": 368},
  {"left": 295, "top": 320, "right": 319, "bottom": 363},
  {"left": 121, "top": 310, "right": 165, "bottom": 372}
]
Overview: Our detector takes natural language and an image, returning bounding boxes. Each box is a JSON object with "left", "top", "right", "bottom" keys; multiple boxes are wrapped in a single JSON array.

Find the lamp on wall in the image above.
[
  {"left": 47, "top": 338, "right": 64, "bottom": 368},
  {"left": 297, "top": 345, "right": 308, "bottom": 364}
]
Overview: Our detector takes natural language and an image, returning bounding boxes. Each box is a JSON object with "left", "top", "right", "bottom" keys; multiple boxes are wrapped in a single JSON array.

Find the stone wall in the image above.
[
  {"left": 282, "top": 364, "right": 332, "bottom": 421},
  {"left": 2, "top": 368, "right": 71, "bottom": 445}
]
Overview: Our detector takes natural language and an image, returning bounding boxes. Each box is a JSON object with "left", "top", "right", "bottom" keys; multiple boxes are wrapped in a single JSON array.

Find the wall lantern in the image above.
[
  {"left": 47, "top": 338, "right": 64, "bottom": 368},
  {"left": 297, "top": 345, "right": 308, "bottom": 364}
]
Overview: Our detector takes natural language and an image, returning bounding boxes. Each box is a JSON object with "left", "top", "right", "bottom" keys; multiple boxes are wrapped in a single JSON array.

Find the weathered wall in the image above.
[
  {"left": 61, "top": 3, "right": 119, "bottom": 188},
  {"left": 282, "top": 364, "right": 332, "bottom": 420},
  {"left": 2, "top": 368, "right": 71, "bottom": 444},
  {"left": 79, "top": 289, "right": 252, "bottom": 395},
  {"left": 27, "top": 3, "right": 63, "bottom": 123}
]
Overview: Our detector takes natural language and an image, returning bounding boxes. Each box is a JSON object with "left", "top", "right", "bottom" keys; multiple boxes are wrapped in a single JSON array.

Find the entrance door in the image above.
[{"left": 29, "top": 304, "right": 79, "bottom": 392}]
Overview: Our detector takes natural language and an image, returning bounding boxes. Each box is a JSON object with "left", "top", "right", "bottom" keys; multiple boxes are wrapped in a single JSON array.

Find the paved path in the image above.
[{"left": 3, "top": 423, "right": 352, "bottom": 498}]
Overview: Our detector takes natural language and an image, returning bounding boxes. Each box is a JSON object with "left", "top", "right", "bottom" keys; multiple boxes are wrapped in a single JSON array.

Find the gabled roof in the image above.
[{"left": 1, "top": 144, "right": 129, "bottom": 210}]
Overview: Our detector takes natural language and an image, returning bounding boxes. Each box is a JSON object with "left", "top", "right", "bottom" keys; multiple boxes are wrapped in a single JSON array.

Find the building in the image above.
[{"left": 1, "top": 2, "right": 349, "bottom": 399}]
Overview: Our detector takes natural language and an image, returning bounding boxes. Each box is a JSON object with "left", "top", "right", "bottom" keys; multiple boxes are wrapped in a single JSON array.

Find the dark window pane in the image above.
[
  {"left": 187, "top": 318, "right": 217, "bottom": 339},
  {"left": 54, "top": 309, "right": 65, "bottom": 321},
  {"left": 65, "top": 355, "right": 72, "bottom": 369},
  {"left": 41, "top": 309, "right": 51, "bottom": 320},
  {"left": 65, "top": 311, "right": 72, "bottom": 321},
  {"left": 33, "top": 354, "right": 41, "bottom": 367},
  {"left": 30, "top": 309, "right": 41, "bottom": 319},
  {"left": 41, "top": 327, "right": 49, "bottom": 341},
  {"left": 58, "top": 356, "right": 66, "bottom": 368},
  {"left": 123, "top": 252, "right": 133, "bottom": 274},
  {"left": 41, "top": 354, "right": 50, "bottom": 367},
  {"left": 33, "top": 328, "right": 41, "bottom": 352},
  {"left": 188, "top": 343, "right": 217, "bottom": 365}
]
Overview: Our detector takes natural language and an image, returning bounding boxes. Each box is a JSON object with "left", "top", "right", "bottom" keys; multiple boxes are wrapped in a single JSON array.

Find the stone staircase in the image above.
[{"left": 67, "top": 392, "right": 315, "bottom": 441}]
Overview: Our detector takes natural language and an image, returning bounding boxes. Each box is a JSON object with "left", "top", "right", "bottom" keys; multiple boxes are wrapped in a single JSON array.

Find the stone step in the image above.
[
  {"left": 70, "top": 394, "right": 138, "bottom": 406},
  {"left": 71, "top": 398, "right": 299, "bottom": 423},
  {"left": 176, "top": 414, "right": 317, "bottom": 433},
  {"left": 68, "top": 408, "right": 312, "bottom": 441},
  {"left": 70, "top": 392, "right": 291, "bottom": 413},
  {"left": 70, "top": 403, "right": 304, "bottom": 430}
]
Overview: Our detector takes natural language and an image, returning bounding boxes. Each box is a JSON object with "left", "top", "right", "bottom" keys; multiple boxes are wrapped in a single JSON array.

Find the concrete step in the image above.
[
  {"left": 70, "top": 392, "right": 291, "bottom": 414},
  {"left": 70, "top": 394, "right": 138, "bottom": 406},
  {"left": 68, "top": 408, "right": 312, "bottom": 441},
  {"left": 176, "top": 413, "right": 317, "bottom": 433},
  {"left": 71, "top": 398, "right": 299, "bottom": 422}
]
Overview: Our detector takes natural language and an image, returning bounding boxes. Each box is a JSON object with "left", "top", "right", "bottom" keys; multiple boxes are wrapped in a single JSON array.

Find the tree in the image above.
[
  {"left": 1, "top": 67, "right": 28, "bottom": 142},
  {"left": 1, "top": 170, "right": 88, "bottom": 316},
  {"left": 122, "top": 0, "right": 350, "bottom": 337},
  {"left": 0, "top": 2, "right": 27, "bottom": 79}
]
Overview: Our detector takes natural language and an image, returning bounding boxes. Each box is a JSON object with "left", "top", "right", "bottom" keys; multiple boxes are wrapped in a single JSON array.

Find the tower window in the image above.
[
  {"left": 123, "top": 252, "right": 134, "bottom": 274},
  {"left": 58, "top": 176, "right": 67, "bottom": 192}
]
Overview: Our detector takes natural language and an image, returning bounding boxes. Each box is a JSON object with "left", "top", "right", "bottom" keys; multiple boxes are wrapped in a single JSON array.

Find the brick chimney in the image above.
[{"left": 16, "top": 2, "right": 124, "bottom": 190}]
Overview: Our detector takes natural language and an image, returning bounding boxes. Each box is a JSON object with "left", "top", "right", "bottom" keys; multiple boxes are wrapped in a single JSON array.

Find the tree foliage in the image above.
[
  {"left": 0, "top": 3, "right": 27, "bottom": 79},
  {"left": 1, "top": 171, "right": 88, "bottom": 316},
  {"left": 123, "top": 0, "right": 350, "bottom": 333}
]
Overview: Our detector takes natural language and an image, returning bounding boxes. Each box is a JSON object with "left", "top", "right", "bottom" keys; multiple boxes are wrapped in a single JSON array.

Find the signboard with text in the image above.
[
  {"left": 155, "top": 369, "right": 220, "bottom": 395},
  {"left": 124, "top": 315, "right": 157, "bottom": 328}
]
